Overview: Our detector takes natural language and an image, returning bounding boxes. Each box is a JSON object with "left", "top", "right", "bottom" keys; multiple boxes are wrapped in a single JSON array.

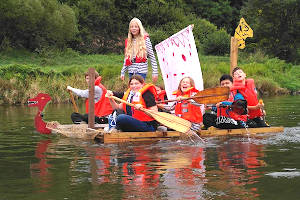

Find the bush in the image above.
[{"left": 202, "top": 29, "right": 230, "bottom": 55}]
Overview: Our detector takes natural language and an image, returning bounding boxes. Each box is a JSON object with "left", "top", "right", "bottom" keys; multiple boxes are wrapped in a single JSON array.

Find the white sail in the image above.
[{"left": 155, "top": 25, "right": 204, "bottom": 101}]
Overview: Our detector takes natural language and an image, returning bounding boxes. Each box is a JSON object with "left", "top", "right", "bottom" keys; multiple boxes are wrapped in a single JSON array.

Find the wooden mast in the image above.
[
  {"left": 230, "top": 37, "right": 238, "bottom": 75},
  {"left": 88, "top": 68, "right": 95, "bottom": 129}
]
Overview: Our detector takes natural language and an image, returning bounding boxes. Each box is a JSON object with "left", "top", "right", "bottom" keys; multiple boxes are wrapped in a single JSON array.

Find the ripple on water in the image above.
[
  {"left": 266, "top": 170, "right": 300, "bottom": 179},
  {"left": 249, "top": 127, "right": 300, "bottom": 145}
]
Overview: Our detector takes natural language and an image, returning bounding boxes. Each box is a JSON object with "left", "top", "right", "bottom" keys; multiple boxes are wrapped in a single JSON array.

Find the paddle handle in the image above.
[
  {"left": 109, "top": 96, "right": 139, "bottom": 109},
  {"left": 69, "top": 90, "right": 79, "bottom": 113},
  {"left": 157, "top": 94, "right": 227, "bottom": 104}
]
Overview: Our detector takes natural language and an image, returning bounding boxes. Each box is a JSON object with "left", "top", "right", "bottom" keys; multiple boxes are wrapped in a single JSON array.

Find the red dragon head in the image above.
[
  {"left": 28, "top": 93, "right": 52, "bottom": 134},
  {"left": 28, "top": 93, "right": 52, "bottom": 112}
]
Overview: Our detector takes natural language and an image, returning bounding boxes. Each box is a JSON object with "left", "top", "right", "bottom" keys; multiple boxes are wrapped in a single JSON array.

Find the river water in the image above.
[{"left": 0, "top": 95, "right": 299, "bottom": 200}]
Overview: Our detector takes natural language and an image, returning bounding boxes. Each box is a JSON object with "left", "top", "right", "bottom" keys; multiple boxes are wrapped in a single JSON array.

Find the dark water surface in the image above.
[{"left": 0, "top": 96, "right": 299, "bottom": 200}]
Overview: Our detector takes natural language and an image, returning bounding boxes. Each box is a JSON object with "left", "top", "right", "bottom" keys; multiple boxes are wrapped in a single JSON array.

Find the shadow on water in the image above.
[{"left": 0, "top": 95, "right": 299, "bottom": 199}]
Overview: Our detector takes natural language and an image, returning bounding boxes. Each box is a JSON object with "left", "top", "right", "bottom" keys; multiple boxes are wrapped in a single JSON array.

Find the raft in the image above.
[
  {"left": 96, "top": 126, "right": 284, "bottom": 143},
  {"left": 45, "top": 121, "right": 283, "bottom": 143}
]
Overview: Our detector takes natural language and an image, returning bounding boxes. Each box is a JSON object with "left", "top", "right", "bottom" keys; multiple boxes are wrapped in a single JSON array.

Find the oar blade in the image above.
[
  {"left": 193, "top": 94, "right": 229, "bottom": 104},
  {"left": 193, "top": 87, "right": 229, "bottom": 104},
  {"left": 145, "top": 110, "right": 192, "bottom": 133}
]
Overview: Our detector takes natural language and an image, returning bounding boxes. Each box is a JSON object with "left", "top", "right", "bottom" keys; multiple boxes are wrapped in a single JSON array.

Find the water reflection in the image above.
[
  {"left": 30, "top": 140, "right": 52, "bottom": 193},
  {"left": 213, "top": 140, "right": 265, "bottom": 199},
  {"left": 45, "top": 138, "right": 267, "bottom": 200},
  {"left": 1, "top": 95, "right": 300, "bottom": 199}
]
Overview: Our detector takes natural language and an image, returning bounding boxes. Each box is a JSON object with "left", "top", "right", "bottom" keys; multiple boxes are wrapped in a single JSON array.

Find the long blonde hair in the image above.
[{"left": 125, "top": 18, "right": 148, "bottom": 59}]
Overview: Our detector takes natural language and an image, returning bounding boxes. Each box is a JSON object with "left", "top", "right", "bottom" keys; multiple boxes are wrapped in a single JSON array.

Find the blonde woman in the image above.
[{"left": 120, "top": 17, "right": 158, "bottom": 83}]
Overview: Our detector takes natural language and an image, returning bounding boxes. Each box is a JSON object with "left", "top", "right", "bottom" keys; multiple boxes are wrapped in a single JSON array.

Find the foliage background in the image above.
[
  {"left": 0, "top": 0, "right": 299, "bottom": 62},
  {"left": 0, "top": 0, "right": 299, "bottom": 104}
]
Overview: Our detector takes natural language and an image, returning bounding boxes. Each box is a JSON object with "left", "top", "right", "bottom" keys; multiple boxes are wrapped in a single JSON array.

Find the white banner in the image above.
[{"left": 155, "top": 25, "right": 203, "bottom": 100}]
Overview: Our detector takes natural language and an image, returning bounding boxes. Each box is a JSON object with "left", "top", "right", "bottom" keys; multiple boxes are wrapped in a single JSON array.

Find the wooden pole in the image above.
[
  {"left": 230, "top": 37, "right": 238, "bottom": 75},
  {"left": 88, "top": 68, "right": 95, "bottom": 129}
]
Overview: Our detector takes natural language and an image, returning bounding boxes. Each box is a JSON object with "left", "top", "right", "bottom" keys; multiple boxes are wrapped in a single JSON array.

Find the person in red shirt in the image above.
[
  {"left": 203, "top": 74, "right": 233, "bottom": 129},
  {"left": 160, "top": 77, "right": 203, "bottom": 132},
  {"left": 231, "top": 67, "right": 268, "bottom": 127},
  {"left": 67, "top": 71, "right": 113, "bottom": 124}
]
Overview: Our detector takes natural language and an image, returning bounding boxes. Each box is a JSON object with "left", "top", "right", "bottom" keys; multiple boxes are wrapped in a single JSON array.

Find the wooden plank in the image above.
[
  {"left": 200, "top": 126, "right": 284, "bottom": 136},
  {"left": 103, "top": 131, "right": 180, "bottom": 143},
  {"left": 101, "top": 127, "right": 284, "bottom": 143}
]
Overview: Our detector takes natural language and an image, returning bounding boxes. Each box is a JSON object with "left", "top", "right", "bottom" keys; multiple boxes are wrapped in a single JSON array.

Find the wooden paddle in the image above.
[
  {"left": 108, "top": 96, "right": 192, "bottom": 133},
  {"left": 69, "top": 90, "right": 79, "bottom": 113},
  {"left": 158, "top": 87, "right": 230, "bottom": 104},
  {"left": 259, "top": 99, "right": 269, "bottom": 124}
]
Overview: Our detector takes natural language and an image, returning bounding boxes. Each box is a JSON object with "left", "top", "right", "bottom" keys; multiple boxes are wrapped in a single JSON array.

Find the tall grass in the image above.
[{"left": 0, "top": 49, "right": 299, "bottom": 105}]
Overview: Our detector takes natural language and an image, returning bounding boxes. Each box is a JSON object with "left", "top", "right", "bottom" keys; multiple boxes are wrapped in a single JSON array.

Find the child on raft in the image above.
[
  {"left": 203, "top": 74, "right": 234, "bottom": 129},
  {"left": 67, "top": 71, "right": 113, "bottom": 124},
  {"left": 120, "top": 17, "right": 158, "bottom": 83},
  {"left": 155, "top": 84, "right": 168, "bottom": 112},
  {"left": 158, "top": 77, "right": 203, "bottom": 132},
  {"left": 106, "top": 75, "right": 159, "bottom": 132},
  {"left": 231, "top": 67, "right": 269, "bottom": 127}
]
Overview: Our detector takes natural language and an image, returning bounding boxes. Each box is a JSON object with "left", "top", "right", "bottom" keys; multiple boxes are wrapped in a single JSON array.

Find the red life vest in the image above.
[
  {"left": 157, "top": 90, "right": 167, "bottom": 103},
  {"left": 231, "top": 79, "right": 262, "bottom": 119},
  {"left": 173, "top": 87, "right": 203, "bottom": 123},
  {"left": 217, "top": 103, "right": 247, "bottom": 122},
  {"left": 122, "top": 84, "right": 157, "bottom": 122},
  {"left": 124, "top": 34, "right": 148, "bottom": 66},
  {"left": 85, "top": 76, "right": 114, "bottom": 117},
  {"left": 217, "top": 84, "right": 247, "bottom": 121}
]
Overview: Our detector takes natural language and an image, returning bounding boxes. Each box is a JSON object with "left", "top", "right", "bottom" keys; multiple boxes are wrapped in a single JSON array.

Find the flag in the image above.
[
  {"left": 155, "top": 25, "right": 204, "bottom": 101},
  {"left": 234, "top": 18, "right": 253, "bottom": 49}
]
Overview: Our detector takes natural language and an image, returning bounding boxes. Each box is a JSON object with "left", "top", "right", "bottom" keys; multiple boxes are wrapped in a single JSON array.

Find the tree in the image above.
[
  {"left": 0, "top": 0, "right": 78, "bottom": 51},
  {"left": 183, "top": 0, "right": 247, "bottom": 35},
  {"left": 241, "top": 0, "right": 300, "bottom": 63}
]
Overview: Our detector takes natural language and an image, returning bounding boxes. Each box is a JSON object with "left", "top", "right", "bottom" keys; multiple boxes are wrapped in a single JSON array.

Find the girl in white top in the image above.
[{"left": 120, "top": 17, "right": 158, "bottom": 83}]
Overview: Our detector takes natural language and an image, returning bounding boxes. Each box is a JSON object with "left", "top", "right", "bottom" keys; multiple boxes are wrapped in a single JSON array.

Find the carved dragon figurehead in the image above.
[{"left": 28, "top": 93, "right": 52, "bottom": 134}]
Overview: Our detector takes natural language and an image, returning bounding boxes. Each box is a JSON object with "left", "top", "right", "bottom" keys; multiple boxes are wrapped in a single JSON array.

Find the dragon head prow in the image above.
[{"left": 28, "top": 93, "right": 52, "bottom": 112}]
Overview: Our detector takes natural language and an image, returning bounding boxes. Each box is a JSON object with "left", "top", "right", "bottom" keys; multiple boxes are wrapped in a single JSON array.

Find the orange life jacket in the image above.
[
  {"left": 173, "top": 87, "right": 203, "bottom": 123},
  {"left": 85, "top": 76, "right": 114, "bottom": 117},
  {"left": 217, "top": 103, "right": 247, "bottom": 122},
  {"left": 217, "top": 84, "right": 247, "bottom": 122},
  {"left": 231, "top": 79, "right": 262, "bottom": 119},
  {"left": 157, "top": 90, "right": 167, "bottom": 103},
  {"left": 124, "top": 35, "right": 148, "bottom": 66},
  {"left": 122, "top": 84, "right": 157, "bottom": 121}
]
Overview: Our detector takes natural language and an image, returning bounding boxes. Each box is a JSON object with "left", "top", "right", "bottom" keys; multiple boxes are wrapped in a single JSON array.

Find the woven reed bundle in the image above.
[{"left": 46, "top": 122, "right": 101, "bottom": 139}]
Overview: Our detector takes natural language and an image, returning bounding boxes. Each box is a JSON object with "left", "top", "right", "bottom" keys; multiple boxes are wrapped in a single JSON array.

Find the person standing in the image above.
[{"left": 120, "top": 17, "right": 158, "bottom": 83}]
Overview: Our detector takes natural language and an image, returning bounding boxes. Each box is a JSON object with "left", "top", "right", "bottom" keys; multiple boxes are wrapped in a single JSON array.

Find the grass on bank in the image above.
[{"left": 0, "top": 49, "right": 299, "bottom": 105}]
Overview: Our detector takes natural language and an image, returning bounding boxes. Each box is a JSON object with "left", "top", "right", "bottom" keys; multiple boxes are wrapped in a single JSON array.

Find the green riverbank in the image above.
[{"left": 0, "top": 50, "right": 299, "bottom": 105}]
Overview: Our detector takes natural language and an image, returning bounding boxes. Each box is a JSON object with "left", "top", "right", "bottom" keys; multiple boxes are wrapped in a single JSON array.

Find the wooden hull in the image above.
[
  {"left": 97, "top": 126, "right": 284, "bottom": 143},
  {"left": 45, "top": 121, "right": 283, "bottom": 142}
]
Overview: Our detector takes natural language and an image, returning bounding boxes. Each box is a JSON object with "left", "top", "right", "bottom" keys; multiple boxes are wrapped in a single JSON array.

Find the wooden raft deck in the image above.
[{"left": 96, "top": 126, "right": 284, "bottom": 143}]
